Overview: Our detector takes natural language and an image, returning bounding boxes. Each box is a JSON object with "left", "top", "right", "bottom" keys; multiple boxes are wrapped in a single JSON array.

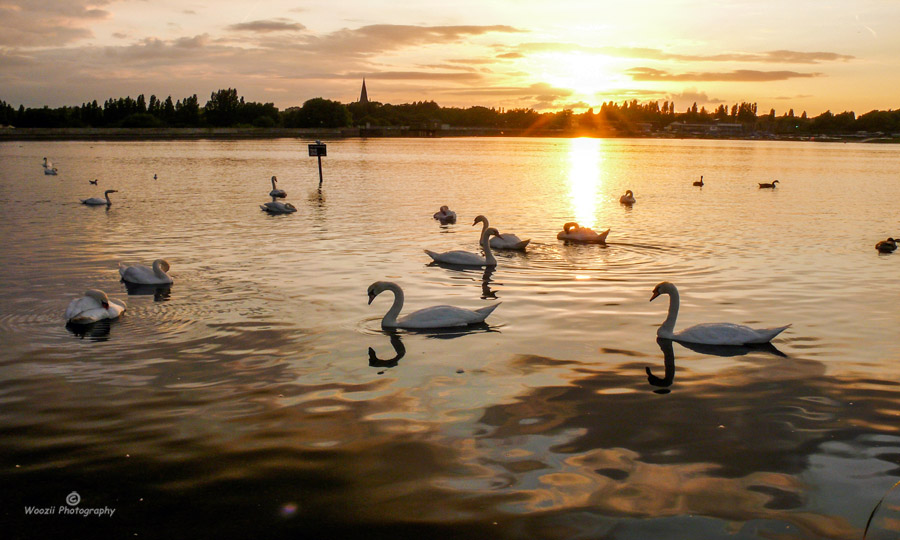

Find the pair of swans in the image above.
[
  {"left": 368, "top": 281, "right": 499, "bottom": 329},
  {"left": 474, "top": 215, "right": 530, "bottom": 251},
  {"left": 81, "top": 189, "right": 117, "bottom": 206},
  {"left": 119, "top": 259, "right": 173, "bottom": 285},
  {"left": 42, "top": 157, "right": 58, "bottom": 175},
  {"left": 269, "top": 176, "right": 286, "bottom": 198},
  {"left": 65, "top": 289, "right": 126, "bottom": 324},
  {"left": 651, "top": 281, "right": 790, "bottom": 345},
  {"left": 557, "top": 222, "right": 610, "bottom": 244},
  {"left": 619, "top": 190, "right": 635, "bottom": 205},
  {"left": 759, "top": 180, "right": 780, "bottom": 189},
  {"left": 876, "top": 238, "right": 897, "bottom": 253},
  {"left": 425, "top": 220, "right": 502, "bottom": 266}
]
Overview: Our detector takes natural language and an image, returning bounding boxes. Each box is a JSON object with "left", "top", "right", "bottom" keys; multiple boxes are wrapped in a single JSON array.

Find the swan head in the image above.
[
  {"left": 562, "top": 222, "right": 579, "bottom": 233},
  {"left": 85, "top": 289, "right": 110, "bottom": 309},
  {"left": 439, "top": 205, "right": 449, "bottom": 213},
  {"left": 625, "top": 190, "right": 633, "bottom": 196},
  {"left": 473, "top": 215, "right": 488, "bottom": 227},
  {"left": 773, "top": 180, "right": 780, "bottom": 184},
  {"left": 154, "top": 259, "right": 171, "bottom": 273},
  {"left": 271, "top": 176, "right": 277, "bottom": 183},
  {"left": 650, "top": 281, "right": 677, "bottom": 302},
  {"left": 367, "top": 281, "right": 392, "bottom": 305},
  {"left": 104, "top": 190, "right": 118, "bottom": 195},
  {"left": 484, "top": 227, "right": 501, "bottom": 238}
]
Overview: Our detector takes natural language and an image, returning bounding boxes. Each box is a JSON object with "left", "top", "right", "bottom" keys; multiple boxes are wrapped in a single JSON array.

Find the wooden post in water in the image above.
[{"left": 308, "top": 141, "right": 327, "bottom": 187}]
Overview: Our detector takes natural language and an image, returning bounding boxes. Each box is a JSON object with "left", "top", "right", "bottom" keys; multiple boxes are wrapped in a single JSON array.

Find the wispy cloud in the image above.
[
  {"left": 511, "top": 43, "right": 853, "bottom": 64},
  {"left": 226, "top": 18, "right": 305, "bottom": 33},
  {"left": 627, "top": 67, "right": 822, "bottom": 82},
  {"left": 0, "top": 0, "right": 112, "bottom": 46}
]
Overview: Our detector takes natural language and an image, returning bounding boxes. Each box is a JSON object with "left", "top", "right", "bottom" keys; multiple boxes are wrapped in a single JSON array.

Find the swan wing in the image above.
[
  {"left": 81, "top": 197, "right": 104, "bottom": 205},
  {"left": 490, "top": 234, "right": 529, "bottom": 250},
  {"left": 675, "top": 323, "right": 790, "bottom": 345},
  {"left": 65, "top": 295, "right": 107, "bottom": 323},
  {"left": 120, "top": 263, "right": 171, "bottom": 284},
  {"left": 424, "top": 249, "right": 486, "bottom": 266},
  {"left": 107, "top": 299, "right": 126, "bottom": 319},
  {"left": 397, "top": 304, "right": 496, "bottom": 329}
]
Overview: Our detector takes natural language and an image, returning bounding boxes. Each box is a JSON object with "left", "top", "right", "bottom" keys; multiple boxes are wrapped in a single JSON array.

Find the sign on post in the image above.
[{"left": 308, "top": 141, "right": 326, "bottom": 185}]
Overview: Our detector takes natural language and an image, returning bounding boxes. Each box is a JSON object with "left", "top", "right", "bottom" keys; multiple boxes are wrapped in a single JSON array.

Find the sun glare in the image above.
[
  {"left": 538, "top": 52, "right": 619, "bottom": 101},
  {"left": 567, "top": 137, "right": 605, "bottom": 229}
]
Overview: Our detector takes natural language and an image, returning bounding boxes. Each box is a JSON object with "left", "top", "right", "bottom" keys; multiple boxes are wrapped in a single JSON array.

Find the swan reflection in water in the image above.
[
  {"left": 481, "top": 266, "right": 497, "bottom": 299},
  {"left": 647, "top": 338, "right": 787, "bottom": 393},
  {"left": 368, "top": 333, "right": 406, "bottom": 368},
  {"left": 65, "top": 319, "right": 114, "bottom": 341},
  {"left": 122, "top": 281, "right": 172, "bottom": 302}
]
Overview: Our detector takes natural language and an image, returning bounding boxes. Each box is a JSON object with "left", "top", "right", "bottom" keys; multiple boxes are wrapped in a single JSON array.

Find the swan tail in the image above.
[
  {"left": 474, "top": 303, "right": 500, "bottom": 321},
  {"left": 511, "top": 239, "right": 530, "bottom": 250},
  {"left": 118, "top": 262, "right": 129, "bottom": 279},
  {"left": 753, "top": 324, "right": 792, "bottom": 343},
  {"left": 423, "top": 250, "right": 440, "bottom": 261},
  {"left": 597, "top": 228, "right": 611, "bottom": 243}
]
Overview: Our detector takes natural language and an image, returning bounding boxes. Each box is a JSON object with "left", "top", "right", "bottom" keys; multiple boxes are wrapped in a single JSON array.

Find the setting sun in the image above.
[{"left": 535, "top": 52, "right": 622, "bottom": 104}]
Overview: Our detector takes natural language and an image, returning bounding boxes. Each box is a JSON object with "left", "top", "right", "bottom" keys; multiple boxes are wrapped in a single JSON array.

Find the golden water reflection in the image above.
[{"left": 567, "top": 138, "right": 605, "bottom": 229}]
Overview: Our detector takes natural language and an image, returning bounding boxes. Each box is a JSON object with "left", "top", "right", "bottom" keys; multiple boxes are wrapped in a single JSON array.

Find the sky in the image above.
[{"left": 1, "top": 0, "right": 898, "bottom": 116}]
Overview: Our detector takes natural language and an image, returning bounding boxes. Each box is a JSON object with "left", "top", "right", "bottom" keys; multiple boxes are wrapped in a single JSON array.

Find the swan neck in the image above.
[
  {"left": 382, "top": 283, "right": 404, "bottom": 327},
  {"left": 152, "top": 260, "right": 167, "bottom": 278},
  {"left": 271, "top": 177, "right": 276, "bottom": 189},
  {"left": 481, "top": 231, "right": 496, "bottom": 265},
  {"left": 659, "top": 290, "right": 679, "bottom": 336}
]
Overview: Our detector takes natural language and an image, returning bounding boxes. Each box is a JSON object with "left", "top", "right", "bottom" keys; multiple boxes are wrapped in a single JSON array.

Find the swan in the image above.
[
  {"left": 876, "top": 238, "right": 897, "bottom": 253},
  {"left": 474, "top": 215, "right": 530, "bottom": 251},
  {"left": 269, "top": 176, "right": 286, "bottom": 198},
  {"left": 759, "top": 180, "right": 780, "bottom": 189},
  {"left": 367, "top": 281, "right": 499, "bottom": 329},
  {"left": 153, "top": 174, "right": 157, "bottom": 180},
  {"left": 433, "top": 206, "right": 457, "bottom": 222},
  {"left": 81, "top": 189, "right": 117, "bottom": 206},
  {"left": 425, "top": 226, "right": 501, "bottom": 266},
  {"left": 619, "top": 190, "right": 636, "bottom": 205},
  {"left": 119, "top": 259, "right": 174, "bottom": 285},
  {"left": 42, "top": 157, "right": 58, "bottom": 175},
  {"left": 556, "top": 222, "right": 610, "bottom": 244},
  {"left": 261, "top": 200, "right": 297, "bottom": 214},
  {"left": 650, "top": 281, "right": 790, "bottom": 345},
  {"left": 65, "top": 289, "right": 126, "bottom": 324},
  {"left": 89, "top": 179, "right": 98, "bottom": 185},
  {"left": 693, "top": 175, "right": 704, "bottom": 187}
]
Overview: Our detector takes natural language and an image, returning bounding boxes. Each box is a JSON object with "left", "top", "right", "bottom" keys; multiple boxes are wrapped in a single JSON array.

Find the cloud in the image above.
[
  {"left": 0, "top": 0, "right": 112, "bottom": 46},
  {"left": 626, "top": 67, "right": 821, "bottom": 82},
  {"left": 496, "top": 52, "right": 523, "bottom": 59},
  {"left": 665, "top": 89, "right": 725, "bottom": 106},
  {"left": 512, "top": 43, "right": 853, "bottom": 64},
  {"left": 300, "top": 24, "right": 523, "bottom": 56},
  {"left": 226, "top": 18, "right": 306, "bottom": 33}
]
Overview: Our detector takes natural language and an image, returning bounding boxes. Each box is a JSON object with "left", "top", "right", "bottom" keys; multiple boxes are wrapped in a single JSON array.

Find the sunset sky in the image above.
[{"left": 1, "top": 0, "right": 897, "bottom": 116}]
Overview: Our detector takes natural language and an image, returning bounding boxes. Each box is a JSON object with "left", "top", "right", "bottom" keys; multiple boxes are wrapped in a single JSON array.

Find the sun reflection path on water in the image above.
[{"left": 567, "top": 138, "right": 605, "bottom": 230}]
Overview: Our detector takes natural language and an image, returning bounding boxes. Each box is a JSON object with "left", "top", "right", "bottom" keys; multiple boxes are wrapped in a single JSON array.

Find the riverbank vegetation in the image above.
[{"left": 2, "top": 88, "right": 898, "bottom": 136}]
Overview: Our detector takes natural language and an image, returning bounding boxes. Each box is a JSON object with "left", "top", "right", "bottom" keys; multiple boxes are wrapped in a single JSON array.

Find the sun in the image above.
[{"left": 536, "top": 52, "right": 620, "bottom": 100}]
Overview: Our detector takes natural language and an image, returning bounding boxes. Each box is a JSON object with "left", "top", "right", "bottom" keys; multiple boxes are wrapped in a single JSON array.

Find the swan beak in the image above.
[
  {"left": 102, "top": 301, "right": 110, "bottom": 309},
  {"left": 367, "top": 293, "right": 374, "bottom": 305},
  {"left": 649, "top": 291, "right": 660, "bottom": 302}
]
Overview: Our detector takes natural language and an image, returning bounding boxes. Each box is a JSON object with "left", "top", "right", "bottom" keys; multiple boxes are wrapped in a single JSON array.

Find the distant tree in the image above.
[
  {"left": 285, "top": 98, "right": 351, "bottom": 128},
  {"left": 204, "top": 88, "right": 241, "bottom": 126}
]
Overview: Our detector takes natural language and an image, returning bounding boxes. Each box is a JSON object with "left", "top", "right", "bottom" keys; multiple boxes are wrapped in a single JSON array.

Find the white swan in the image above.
[
  {"left": 759, "top": 180, "right": 780, "bottom": 189},
  {"left": 650, "top": 281, "right": 790, "bottom": 345},
  {"left": 42, "top": 157, "right": 58, "bottom": 175},
  {"left": 433, "top": 206, "right": 457, "bottom": 222},
  {"left": 261, "top": 200, "right": 297, "bottom": 214},
  {"left": 473, "top": 215, "right": 530, "bottom": 251},
  {"left": 81, "top": 189, "right": 117, "bottom": 206},
  {"left": 425, "top": 226, "right": 501, "bottom": 266},
  {"left": 693, "top": 175, "right": 704, "bottom": 187},
  {"left": 65, "top": 289, "right": 126, "bottom": 324},
  {"left": 619, "top": 190, "right": 635, "bottom": 205},
  {"left": 557, "top": 222, "right": 610, "bottom": 244},
  {"left": 119, "top": 259, "right": 174, "bottom": 285},
  {"left": 269, "top": 175, "right": 286, "bottom": 198},
  {"left": 367, "top": 281, "right": 499, "bottom": 329}
]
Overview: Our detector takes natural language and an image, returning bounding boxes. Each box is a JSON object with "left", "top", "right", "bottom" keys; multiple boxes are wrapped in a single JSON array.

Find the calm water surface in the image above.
[{"left": 2, "top": 137, "right": 900, "bottom": 538}]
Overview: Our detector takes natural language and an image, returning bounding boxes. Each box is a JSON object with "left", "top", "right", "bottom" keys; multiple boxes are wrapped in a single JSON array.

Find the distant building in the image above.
[
  {"left": 665, "top": 122, "right": 744, "bottom": 136},
  {"left": 359, "top": 79, "right": 369, "bottom": 104}
]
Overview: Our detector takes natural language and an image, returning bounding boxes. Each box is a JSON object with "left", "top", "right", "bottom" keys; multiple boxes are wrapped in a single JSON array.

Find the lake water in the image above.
[{"left": 2, "top": 137, "right": 900, "bottom": 538}]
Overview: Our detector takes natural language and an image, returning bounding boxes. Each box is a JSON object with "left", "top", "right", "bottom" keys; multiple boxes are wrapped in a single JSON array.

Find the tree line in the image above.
[{"left": 1, "top": 88, "right": 898, "bottom": 136}]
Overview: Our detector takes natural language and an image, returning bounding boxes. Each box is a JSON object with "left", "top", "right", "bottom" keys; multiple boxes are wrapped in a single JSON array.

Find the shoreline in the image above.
[{"left": 0, "top": 126, "right": 896, "bottom": 143}]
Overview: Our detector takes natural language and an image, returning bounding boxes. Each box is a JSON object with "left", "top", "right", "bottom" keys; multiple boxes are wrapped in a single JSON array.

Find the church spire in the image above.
[{"left": 359, "top": 78, "right": 369, "bottom": 104}]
